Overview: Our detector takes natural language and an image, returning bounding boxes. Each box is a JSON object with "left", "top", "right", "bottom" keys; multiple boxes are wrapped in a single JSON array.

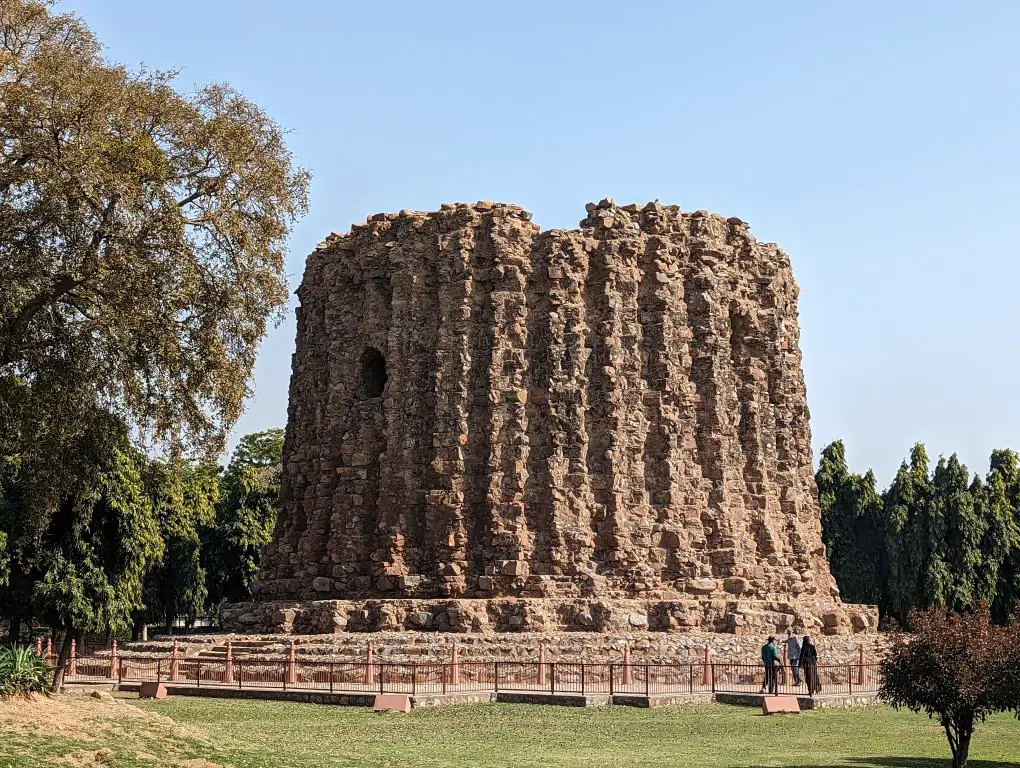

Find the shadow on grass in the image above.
[
  {"left": 850, "top": 761, "right": 1020, "bottom": 768},
  {"left": 734, "top": 760, "right": 1020, "bottom": 768}
]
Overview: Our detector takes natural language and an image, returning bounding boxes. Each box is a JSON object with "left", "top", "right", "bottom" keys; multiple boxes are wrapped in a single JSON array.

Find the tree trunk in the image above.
[
  {"left": 50, "top": 626, "right": 74, "bottom": 692},
  {"left": 955, "top": 729, "right": 972, "bottom": 768},
  {"left": 943, "top": 720, "right": 972, "bottom": 768},
  {"left": 8, "top": 616, "right": 22, "bottom": 645}
]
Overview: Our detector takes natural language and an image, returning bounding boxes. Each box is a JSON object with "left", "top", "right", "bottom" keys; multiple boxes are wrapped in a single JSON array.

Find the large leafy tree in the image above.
[
  {"left": 817, "top": 440, "right": 885, "bottom": 607},
  {"left": 204, "top": 429, "right": 283, "bottom": 607},
  {"left": 0, "top": 405, "right": 126, "bottom": 640},
  {"left": 138, "top": 460, "right": 219, "bottom": 635},
  {"left": 879, "top": 605, "right": 1020, "bottom": 768},
  {"left": 0, "top": 0, "right": 309, "bottom": 566},
  {"left": 30, "top": 433, "right": 162, "bottom": 687}
]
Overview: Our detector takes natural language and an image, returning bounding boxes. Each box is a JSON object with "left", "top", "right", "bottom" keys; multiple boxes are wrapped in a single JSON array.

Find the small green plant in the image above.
[{"left": 0, "top": 645, "right": 52, "bottom": 698}]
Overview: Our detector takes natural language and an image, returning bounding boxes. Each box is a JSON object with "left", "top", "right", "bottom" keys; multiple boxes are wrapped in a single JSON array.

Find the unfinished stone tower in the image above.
[{"left": 232, "top": 200, "right": 877, "bottom": 637}]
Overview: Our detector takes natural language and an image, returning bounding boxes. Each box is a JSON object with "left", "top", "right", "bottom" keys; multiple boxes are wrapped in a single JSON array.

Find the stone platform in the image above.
[
  {"left": 221, "top": 596, "right": 877, "bottom": 637},
  {"left": 715, "top": 692, "right": 880, "bottom": 710},
  {"left": 122, "top": 628, "right": 890, "bottom": 667},
  {"left": 101, "top": 683, "right": 878, "bottom": 710}
]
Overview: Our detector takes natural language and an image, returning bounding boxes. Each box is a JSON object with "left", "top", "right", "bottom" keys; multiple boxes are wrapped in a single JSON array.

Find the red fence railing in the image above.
[{"left": 56, "top": 650, "right": 883, "bottom": 698}]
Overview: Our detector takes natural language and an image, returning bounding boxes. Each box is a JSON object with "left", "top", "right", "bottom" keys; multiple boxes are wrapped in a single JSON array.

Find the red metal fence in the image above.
[{"left": 52, "top": 647, "right": 883, "bottom": 698}]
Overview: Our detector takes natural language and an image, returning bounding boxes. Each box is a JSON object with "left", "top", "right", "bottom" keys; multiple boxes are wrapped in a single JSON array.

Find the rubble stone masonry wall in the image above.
[
  {"left": 246, "top": 200, "right": 877, "bottom": 637},
  {"left": 130, "top": 631, "right": 892, "bottom": 667}
]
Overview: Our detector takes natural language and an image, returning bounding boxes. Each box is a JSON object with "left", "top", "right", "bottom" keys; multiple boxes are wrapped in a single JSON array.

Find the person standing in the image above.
[
  {"left": 800, "top": 635, "right": 821, "bottom": 694},
  {"left": 760, "top": 636, "right": 781, "bottom": 695},
  {"left": 786, "top": 629, "right": 802, "bottom": 686}
]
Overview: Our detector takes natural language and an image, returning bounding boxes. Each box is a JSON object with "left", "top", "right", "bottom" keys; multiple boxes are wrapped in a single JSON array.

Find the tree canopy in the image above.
[
  {"left": 819, "top": 441, "right": 1020, "bottom": 625},
  {"left": 816, "top": 441, "right": 884, "bottom": 606},
  {"left": 1, "top": 425, "right": 283, "bottom": 648},
  {"left": 29, "top": 431, "right": 162, "bottom": 685},
  {"left": 205, "top": 428, "right": 284, "bottom": 607},
  {"left": 138, "top": 460, "right": 219, "bottom": 633},
  {"left": 0, "top": 0, "right": 308, "bottom": 554},
  {"left": 0, "top": 0, "right": 307, "bottom": 634}
]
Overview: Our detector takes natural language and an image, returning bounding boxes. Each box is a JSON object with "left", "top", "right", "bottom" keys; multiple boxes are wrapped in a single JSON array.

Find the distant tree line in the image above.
[
  {"left": 0, "top": 428, "right": 283, "bottom": 645},
  {"left": 817, "top": 440, "right": 1020, "bottom": 626}
]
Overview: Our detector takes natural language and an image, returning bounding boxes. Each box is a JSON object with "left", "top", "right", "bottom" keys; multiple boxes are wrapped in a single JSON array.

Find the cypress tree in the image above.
[
  {"left": 882, "top": 444, "right": 933, "bottom": 625},
  {"left": 929, "top": 455, "right": 984, "bottom": 611},
  {"left": 985, "top": 450, "right": 1020, "bottom": 621},
  {"left": 817, "top": 440, "right": 884, "bottom": 606}
]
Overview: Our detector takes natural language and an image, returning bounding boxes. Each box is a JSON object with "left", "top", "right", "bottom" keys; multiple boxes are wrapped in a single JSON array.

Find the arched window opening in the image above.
[{"left": 360, "top": 347, "right": 387, "bottom": 399}]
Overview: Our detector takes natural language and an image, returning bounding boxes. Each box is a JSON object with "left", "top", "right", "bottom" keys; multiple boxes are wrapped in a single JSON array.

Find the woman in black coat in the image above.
[{"left": 800, "top": 636, "right": 821, "bottom": 694}]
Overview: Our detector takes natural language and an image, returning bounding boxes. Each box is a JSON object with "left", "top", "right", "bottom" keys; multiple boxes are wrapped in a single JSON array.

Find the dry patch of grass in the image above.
[
  {"left": 47, "top": 748, "right": 115, "bottom": 766},
  {"left": 0, "top": 692, "right": 222, "bottom": 768},
  {"left": 1, "top": 692, "right": 180, "bottom": 739}
]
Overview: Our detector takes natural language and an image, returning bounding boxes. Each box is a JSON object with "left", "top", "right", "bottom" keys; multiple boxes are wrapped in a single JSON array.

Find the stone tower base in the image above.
[{"left": 221, "top": 597, "right": 877, "bottom": 637}]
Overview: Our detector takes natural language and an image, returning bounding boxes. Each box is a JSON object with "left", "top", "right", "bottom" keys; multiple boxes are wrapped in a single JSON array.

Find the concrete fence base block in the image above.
[
  {"left": 762, "top": 695, "right": 800, "bottom": 715},
  {"left": 138, "top": 682, "right": 168, "bottom": 700},
  {"left": 373, "top": 694, "right": 411, "bottom": 713}
]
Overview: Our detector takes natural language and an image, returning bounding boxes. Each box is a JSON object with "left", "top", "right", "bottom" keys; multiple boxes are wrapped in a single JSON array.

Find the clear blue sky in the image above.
[{"left": 63, "top": 0, "right": 1020, "bottom": 486}]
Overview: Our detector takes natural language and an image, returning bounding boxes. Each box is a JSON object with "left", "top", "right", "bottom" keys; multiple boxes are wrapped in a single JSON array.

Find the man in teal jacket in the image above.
[{"left": 760, "top": 636, "right": 781, "bottom": 695}]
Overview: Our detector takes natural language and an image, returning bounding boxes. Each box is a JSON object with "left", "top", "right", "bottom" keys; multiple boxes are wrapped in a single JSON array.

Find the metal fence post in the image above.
[
  {"left": 609, "top": 663, "right": 614, "bottom": 696},
  {"left": 157, "top": 658, "right": 162, "bottom": 682},
  {"left": 379, "top": 664, "right": 384, "bottom": 695},
  {"left": 330, "top": 662, "right": 334, "bottom": 694},
  {"left": 645, "top": 665, "right": 649, "bottom": 697},
  {"left": 494, "top": 662, "right": 500, "bottom": 693},
  {"left": 580, "top": 664, "right": 585, "bottom": 696},
  {"left": 550, "top": 663, "right": 555, "bottom": 695},
  {"left": 711, "top": 663, "right": 716, "bottom": 694},
  {"left": 689, "top": 664, "right": 694, "bottom": 694},
  {"left": 412, "top": 665, "right": 417, "bottom": 697}
]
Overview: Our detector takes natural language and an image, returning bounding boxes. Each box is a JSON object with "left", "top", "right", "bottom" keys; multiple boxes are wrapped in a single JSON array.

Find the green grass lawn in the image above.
[{"left": 3, "top": 695, "right": 1019, "bottom": 768}]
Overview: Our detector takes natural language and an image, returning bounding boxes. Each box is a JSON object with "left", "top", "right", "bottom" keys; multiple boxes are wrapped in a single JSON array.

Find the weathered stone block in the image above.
[
  {"left": 373, "top": 694, "right": 411, "bottom": 713},
  {"left": 762, "top": 696, "right": 801, "bottom": 715},
  {"left": 139, "top": 682, "right": 168, "bottom": 700}
]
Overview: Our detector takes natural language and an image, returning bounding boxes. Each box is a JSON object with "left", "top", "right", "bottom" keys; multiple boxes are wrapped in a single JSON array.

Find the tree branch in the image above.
[
  {"left": 1, "top": 196, "right": 118, "bottom": 365},
  {"left": 1, "top": 273, "right": 82, "bottom": 364},
  {"left": 177, "top": 185, "right": 210, "bottom": 208},
  {"left": 943, "top": 718, "right": 958, "bottom": 761}
]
